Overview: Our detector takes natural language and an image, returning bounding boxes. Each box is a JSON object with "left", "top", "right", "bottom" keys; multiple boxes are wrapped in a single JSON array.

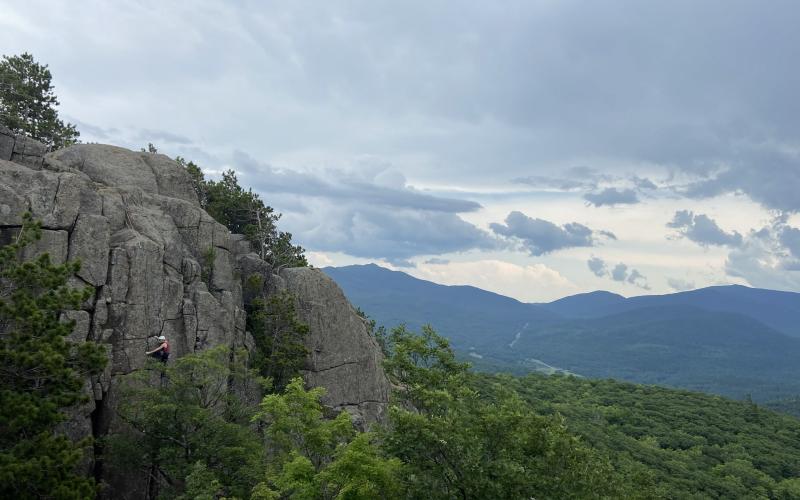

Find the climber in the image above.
[{"left": 146, "top": 335, "right": 170, "bottom": 364}]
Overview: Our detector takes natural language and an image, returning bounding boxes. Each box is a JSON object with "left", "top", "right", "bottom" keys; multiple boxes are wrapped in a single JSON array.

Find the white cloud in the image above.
[
  {"left": 306, "top": 251, "right": 334, "bottom": 267},
  {"left": 410, "top": 259, "right": 579, "bottom": 303},
  {"left": 725, "top": 218, "right": 800, "bottom": 291}
]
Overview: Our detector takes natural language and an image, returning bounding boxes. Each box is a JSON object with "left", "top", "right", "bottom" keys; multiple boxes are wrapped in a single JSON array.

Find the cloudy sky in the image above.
[{"left": 3, "top": 0, "right": 799, "bottom": 301}]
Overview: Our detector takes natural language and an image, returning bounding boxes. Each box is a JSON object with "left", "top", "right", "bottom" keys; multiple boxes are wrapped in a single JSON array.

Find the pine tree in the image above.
[
  {"left": 0, "top": 213, "right": 107, "bottom": 499},
  {"left": 0, "top": 52, "right": 80, "bottom": 149}
]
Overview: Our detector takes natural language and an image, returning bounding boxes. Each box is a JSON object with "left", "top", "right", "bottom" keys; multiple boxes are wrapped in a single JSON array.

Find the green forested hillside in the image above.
[
  {"left": 474, "top": 372, "right": 800, "bottom": 499},
  {"left": 496, "top": 305, "right": 800, "bottom": 402}
]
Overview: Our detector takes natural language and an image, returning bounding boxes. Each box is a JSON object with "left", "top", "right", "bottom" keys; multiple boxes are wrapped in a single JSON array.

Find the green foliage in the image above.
[
  {"left": 765, "top": 396, "right": 800, "bottom": 418},
  {"left": 176, "top": 156, "right": 208, "bottom": 206},
  {"left": 252, "top": 378, "right": 405, "bottom": 499},
  {"left": 246, "top": 291, "right": 310, "bottom": 393},
  {"left": 245, "top": 273, "right": 265, "bottom": 295},
  {"left": 201, "top": 246, "right": 216, "bottom": 284},
  {"left": 478, "top": 372, "right": 800, "bottom": 499},
  {"left": 354, "top": 307, "right": 388, "bottom": 357},
  {"left": 380, "top": 324, "right": 641, "bottom": 499},
  {"left": 0, "top": 53, "right": 79, "bottom": 148},
  {"left": 0, "top": 213, "right": 106, "bottom": 499},
  {"left": 174, "top": 160, "right": 307, "bottom": 270},
  {"left": 109, "top": 345, "right": 264, "bottom": 499}
]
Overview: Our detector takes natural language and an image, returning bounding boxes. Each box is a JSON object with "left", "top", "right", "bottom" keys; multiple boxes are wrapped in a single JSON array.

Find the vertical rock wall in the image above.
[{"left": 0, "top": 131, "right": 391, "bottom": 495}]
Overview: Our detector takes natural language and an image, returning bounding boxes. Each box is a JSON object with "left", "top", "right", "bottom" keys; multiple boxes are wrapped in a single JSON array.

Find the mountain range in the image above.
[{"left": 323, "top": 264, "right": 800, "bottom": 402}]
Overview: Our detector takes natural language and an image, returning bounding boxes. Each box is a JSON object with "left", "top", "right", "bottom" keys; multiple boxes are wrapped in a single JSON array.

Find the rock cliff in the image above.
[{"left": 0, "top": 127, "right": 390, "bottom": 492}]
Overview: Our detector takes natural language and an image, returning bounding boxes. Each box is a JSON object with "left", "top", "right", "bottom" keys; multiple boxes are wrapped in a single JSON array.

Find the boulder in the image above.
[{"left": 280, "top": 267, "right": 391, "bottom": 425}]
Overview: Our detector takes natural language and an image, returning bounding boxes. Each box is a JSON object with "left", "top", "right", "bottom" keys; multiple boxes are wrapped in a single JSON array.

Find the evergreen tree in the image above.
[
  {"left": 247, "top": 290, "right": 310, "bottom": 393},
  {"left": 173, "top": 159, "right": 307, "bottom": 270},
  {"left": 0, "top": 213, "right": 106, "bottom": 499},
  {"left": 110, "top": 346, "right": 263, "bottom": 499},
  {"left": 0, "top": 53, "right": 80, "bottom": 148}
]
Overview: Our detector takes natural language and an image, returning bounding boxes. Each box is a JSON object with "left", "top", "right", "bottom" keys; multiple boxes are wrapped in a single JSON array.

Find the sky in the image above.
[{"left": 2, "top": 0, "right": 799, "bottom": 302}]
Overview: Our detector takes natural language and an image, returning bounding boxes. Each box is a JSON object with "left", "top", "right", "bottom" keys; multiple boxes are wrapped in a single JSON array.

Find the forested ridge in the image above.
[{"left": 474, "top": 373, "right": 800, "bottom": 499}]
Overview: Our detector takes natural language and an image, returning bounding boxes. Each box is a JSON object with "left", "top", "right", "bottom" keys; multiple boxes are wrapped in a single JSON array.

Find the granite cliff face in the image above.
[{"left": 0, "top": 127, "right": 390, "bottom": 491}]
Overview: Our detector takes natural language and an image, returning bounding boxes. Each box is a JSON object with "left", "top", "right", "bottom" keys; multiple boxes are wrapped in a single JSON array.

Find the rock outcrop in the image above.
[
  {"left": 281, "top": 268, "right": 390, "bottom": 426},
  {"left": 0, "top": 128, "right": 391, "bottom": 493}
]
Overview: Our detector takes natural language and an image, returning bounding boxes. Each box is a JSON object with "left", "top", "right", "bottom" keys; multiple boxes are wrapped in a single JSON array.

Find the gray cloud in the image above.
[
  {"left": 425, "top": 257, "right": 450, "bottom": 265},
  {"left": 490, "top": 211, "right": 613, "bottom": 256},
  {"left": 680, "top": 151, "right": 800, "bottom": 213},
  {"left": 667, "top": 210, "right": 743, "bottom": 247},
  {"left": 587, "top": 256, "right": 607, "bottom": 277},
  {"left": 780, "top": 226, "right": 800, "bottom": 258},
  {"left": 611, "top": 263, "right": 629, "bottom": 282},
  {"left": 136, "top": 128, "right": 192, "bottom": 145},
  {"left": 626, "top": 269, "right": 649, "bottom": 289},
  {"left": 388, "top": 258, "right": 416, "bottom": 268},
  {"left": 68, "top": 119, "right": 119, "bottom": 141},
  {"left": 512, "top": 167, "right": 609, "bottom": 191},
  {"left": 668, "top": 278, "right": 695, "bottom": 291},
  {"left": 233, "top": 151, "right": 481, "bottom": 214},
  {"left": 631, "top": 176, "right": 657, "bottom": 190},
  {"left": 9, "top": 1, "right": 797, "bottom": 191},
  {"left": 584, "top": 188, "right": 639, "bottom": 207},
  {"left": 297, "top": 205, "right": 497, "bottom": 261},
  {"left": 588, "top": 257, "right": 649, "bottom": 289},
  {"left": 512, "top": 175, "right": 592, "bottom": 191},
  {"left": 725, "top": 218, "right": 800, "bottom": 290},
  {"left": 207, "top": 151, "right": 495, "bottom": 261}
]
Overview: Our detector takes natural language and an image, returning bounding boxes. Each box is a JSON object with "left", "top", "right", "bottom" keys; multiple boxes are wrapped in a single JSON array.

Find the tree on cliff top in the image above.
[
  {"left": 0, "top": 214, "right": 107, "bottom": 499},
  {"left": 0, "top": 52, "right": 80, "bottom": 149},
  {"left": 175, "top": 158, "right": 308, "bottom": 270}
]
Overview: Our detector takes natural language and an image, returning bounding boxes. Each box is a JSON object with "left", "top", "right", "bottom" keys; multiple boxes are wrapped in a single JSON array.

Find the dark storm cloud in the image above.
[
  {"left": 584, "top": 188, "right": 640, "bottom": 207},
  {"left": 490, "top": 211, "right": 614, "bottom": 256},
  {"left": 667, "top": 210, "right": 743, "bottom": 247}
]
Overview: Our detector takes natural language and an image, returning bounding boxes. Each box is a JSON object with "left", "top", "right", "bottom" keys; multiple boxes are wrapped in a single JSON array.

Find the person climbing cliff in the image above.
[{"left": 146, "top": 335, "right": 170, "bottom": 363}]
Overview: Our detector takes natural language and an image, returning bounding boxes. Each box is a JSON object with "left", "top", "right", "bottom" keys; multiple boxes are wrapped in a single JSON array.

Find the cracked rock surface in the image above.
[
  {"left": 0, "top": 131, "right": 390, "bottom": 492},
  {"left": 281, "top": 267, "right": 391, "bottom": 426}
]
